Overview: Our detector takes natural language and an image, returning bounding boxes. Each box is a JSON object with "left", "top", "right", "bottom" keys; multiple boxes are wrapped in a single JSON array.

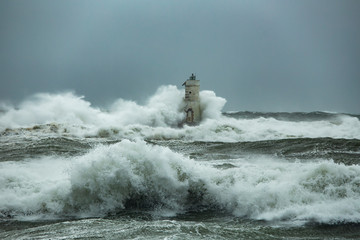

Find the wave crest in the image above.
[{"left": 1, "top": 141, "right": 360, "bottom": 224}]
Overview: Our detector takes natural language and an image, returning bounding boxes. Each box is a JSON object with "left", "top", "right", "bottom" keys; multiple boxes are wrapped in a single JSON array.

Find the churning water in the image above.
[{"left": 1, "top": 86, "right": 360, "bottom": 239}]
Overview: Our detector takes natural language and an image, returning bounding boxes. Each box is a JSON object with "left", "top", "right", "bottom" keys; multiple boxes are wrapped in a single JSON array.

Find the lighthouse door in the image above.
[{"left": 186, "top": 108, "right": 194, "bottom": 122}]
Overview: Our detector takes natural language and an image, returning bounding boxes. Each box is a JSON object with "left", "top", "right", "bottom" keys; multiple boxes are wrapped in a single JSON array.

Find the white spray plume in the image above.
[
  {"left": 200, "top": 90, "right": 227, "bottom": 120},
  {"left": 109, "top": 85, "right": 186, "bottom": 127},
  {"left": 0, "top": 85, "right": 226, "bottom": 131},
  {"left": 1, "top": 86, "right": 359, "bottom": 141}
]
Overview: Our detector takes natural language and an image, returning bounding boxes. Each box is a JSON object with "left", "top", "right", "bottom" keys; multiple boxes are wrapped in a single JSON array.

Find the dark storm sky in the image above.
[{"left": 1, "top": 0, "right": 359, "bottom": 113}]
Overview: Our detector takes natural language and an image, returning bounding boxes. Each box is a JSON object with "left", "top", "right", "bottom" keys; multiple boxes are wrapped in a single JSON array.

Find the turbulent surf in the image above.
[{"left": 1, "top": 85, "right": 360, "bottom": 239}]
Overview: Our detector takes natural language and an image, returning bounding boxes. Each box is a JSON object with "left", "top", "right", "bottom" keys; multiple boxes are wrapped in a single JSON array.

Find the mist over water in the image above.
[{"left": 1, "top": 85, "right": 360, "bottom": 239}]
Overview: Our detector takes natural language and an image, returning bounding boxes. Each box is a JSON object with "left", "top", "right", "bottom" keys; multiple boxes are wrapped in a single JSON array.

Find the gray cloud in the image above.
[{"left": 1, "top": 0, "right": 359, "bottom": 113}]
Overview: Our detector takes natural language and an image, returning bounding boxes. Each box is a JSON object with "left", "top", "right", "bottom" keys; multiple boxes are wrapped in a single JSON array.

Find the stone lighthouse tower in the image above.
[{"left": 182, "top": 73, "right": 201, "bottom": 124}]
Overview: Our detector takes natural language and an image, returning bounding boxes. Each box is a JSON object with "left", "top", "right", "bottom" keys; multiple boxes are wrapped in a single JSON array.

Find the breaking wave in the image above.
[
  {"left": 1, "top": 85, "right": 359, "bottom": 142},
  {"left": 1, "top": 140, "right": 360, "bottom": 224}
]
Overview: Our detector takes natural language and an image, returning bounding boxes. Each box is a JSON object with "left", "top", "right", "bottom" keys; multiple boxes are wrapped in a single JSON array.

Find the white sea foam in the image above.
[
  {"left": 1, "top": 141, "right": 360, "bottom": 223},
  {"left": 0, "top": 156, "right": 71, "bottom": 218},
  {"left": 208, "top": 157, "right": 360, "bottom": 223},
  {"left": 0, "top": 85, "right": 359, "bottom": 141}
]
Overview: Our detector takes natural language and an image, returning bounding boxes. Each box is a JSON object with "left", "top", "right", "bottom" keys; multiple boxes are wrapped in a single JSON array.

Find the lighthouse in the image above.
[{"left": 182, "top": 73, "right": 201, "bottom": 124}]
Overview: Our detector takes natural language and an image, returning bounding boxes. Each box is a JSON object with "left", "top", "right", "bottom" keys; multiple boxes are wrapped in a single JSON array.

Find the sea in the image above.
[{"left": 1, "top": 85, "right": 360, "bottom": 239}]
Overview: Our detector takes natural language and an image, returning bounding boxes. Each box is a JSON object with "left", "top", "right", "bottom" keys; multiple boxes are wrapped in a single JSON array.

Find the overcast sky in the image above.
[{"left": 1, "top": 0, "right": 359, "bottom": 113}]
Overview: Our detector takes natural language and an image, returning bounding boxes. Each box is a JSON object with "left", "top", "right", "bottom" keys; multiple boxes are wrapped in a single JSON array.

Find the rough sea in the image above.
[{"left": 1, "top": 85, "right": 360, "bottom": 239}]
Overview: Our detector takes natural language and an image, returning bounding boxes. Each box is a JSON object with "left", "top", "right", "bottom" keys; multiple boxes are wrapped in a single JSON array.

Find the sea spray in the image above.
[
  {"left": 68, "top": 140, "right": 196, "bottom": 216},
  {"left": 1, "top": 88, "right": 360, "bottom": 240},
  {"left": 1, "top": 85, "right": 359, "bottom": 141},
  {"left": 0, "top": 92, "right": 103, "bottom": 128},
  {"left": 0, "top": 140, "right": 210, "bottom": 218},
  {"left": 1, "top": 140, "right": 360, "bottom": 223},
  {"left": 0, "top": 86, "right": 189, "bottom": 131},
  {"left": 0, "top": 156, "right": 71, "bottom": 218},
  {"left": 208, "top": 157, "right": 360, "bottom": 223},
  {"left": 200, "top": 90, "right": 227, "bottom": 121}
]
